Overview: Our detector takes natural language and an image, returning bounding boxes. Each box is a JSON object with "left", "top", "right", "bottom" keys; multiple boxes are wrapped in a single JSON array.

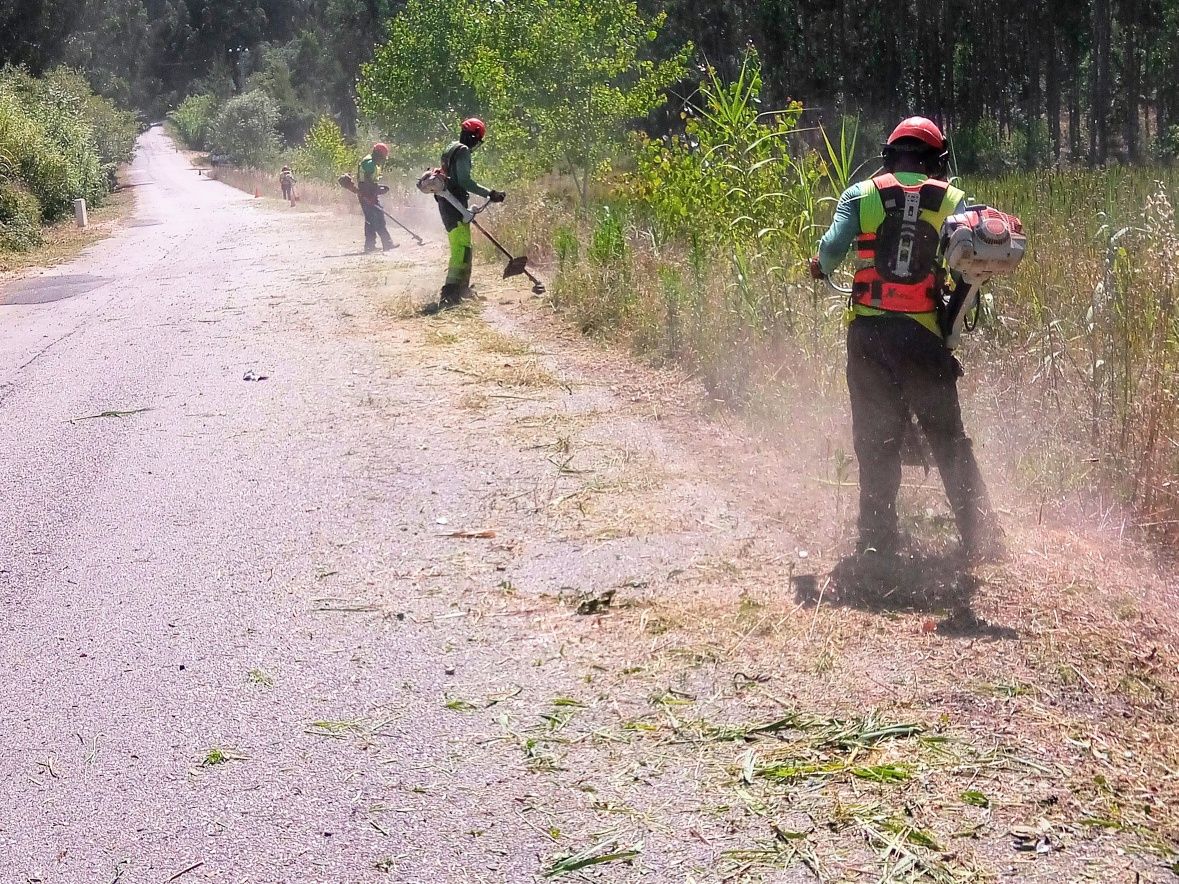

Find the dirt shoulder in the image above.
[
  {"left": 319, "top": 233, "right": 1179, "bottom": 883},
  {"left": 0, "top": 186, "right": 135, "bottom": 276}
]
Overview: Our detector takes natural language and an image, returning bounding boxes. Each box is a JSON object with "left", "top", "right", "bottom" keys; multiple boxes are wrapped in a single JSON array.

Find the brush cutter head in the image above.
[{"left": 503, "top": 256, "right": 529, "bottom": 279}]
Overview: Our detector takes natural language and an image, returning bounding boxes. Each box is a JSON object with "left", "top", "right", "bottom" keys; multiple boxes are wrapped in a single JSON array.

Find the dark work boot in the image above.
[
  {"left": 960, "top": 514, "right": 1008, "bottom": 565},
  {"left": 438, "top": 283, "right": 463, "bottom": 309}
]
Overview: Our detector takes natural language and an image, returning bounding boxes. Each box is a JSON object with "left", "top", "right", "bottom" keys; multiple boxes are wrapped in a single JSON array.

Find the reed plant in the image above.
[{"left": 499, "top": 69, "right": 1179, "bottom": 540}]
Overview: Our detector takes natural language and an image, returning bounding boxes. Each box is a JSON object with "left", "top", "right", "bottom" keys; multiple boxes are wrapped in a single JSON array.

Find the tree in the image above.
[
  {"left": 355, "top": 0, "right": 480, "bottom": 144},
  {"left": 359, "top": 0, "right": 689, "bottom": 201},
  {"left": 211, "top": 89, "right": 280, "bottom": 165},
  {"left": 465, "top": 0, "right": 691, "bottom": 201}
]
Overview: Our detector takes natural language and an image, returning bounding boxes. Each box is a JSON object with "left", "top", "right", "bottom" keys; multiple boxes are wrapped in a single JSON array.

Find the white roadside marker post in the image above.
[{"left": 73, "top": 198, "right": 89, "bottom": 229}]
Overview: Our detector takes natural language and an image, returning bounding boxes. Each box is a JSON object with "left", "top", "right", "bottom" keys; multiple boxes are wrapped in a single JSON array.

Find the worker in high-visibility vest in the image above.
[{"left": 811, "top": 117, "right": 1004, "bottom": 565}]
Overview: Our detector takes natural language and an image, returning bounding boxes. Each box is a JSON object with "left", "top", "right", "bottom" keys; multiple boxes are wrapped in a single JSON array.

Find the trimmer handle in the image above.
[
  {"left": 438, "top": 191, "right": 491, "bottom": 223},
  {"left": 824, "top": 277, "right": 854, "bottom": 296}
]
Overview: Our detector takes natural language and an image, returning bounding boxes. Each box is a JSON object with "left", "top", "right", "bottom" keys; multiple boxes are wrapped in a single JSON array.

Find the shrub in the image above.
[
  {"left": 211, "top": 90, "right": 280, "bottom": 167},
  {"left": 293, "top": 116, "right": 352, "bottom": 181},
  {"left": 0, "top": 182, "right": 43, "bottom": 250},
  {"left": 0, "top": 66, "right": 123, "bottom": 223},
  {"left": 169, "top": 93, "right": 220, "bottom": 151}
]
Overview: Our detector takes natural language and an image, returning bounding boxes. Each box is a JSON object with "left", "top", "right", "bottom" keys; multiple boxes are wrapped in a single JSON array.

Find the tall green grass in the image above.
[{"left": 498, "top": 69, "right": 1179, "bottom": 540}]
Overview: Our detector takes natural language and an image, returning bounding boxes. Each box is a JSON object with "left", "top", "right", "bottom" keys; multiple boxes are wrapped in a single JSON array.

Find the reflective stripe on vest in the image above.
[{"left": 853, "top": 173, "right": 958, "bottom": 314}]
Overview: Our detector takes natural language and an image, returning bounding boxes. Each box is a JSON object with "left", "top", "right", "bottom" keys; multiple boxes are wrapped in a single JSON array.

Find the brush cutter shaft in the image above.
[
  {"left": 437, "top": 192, "right": 546, "bottom": 292},
  {"left": 376, "top": 205, "right": 425, "bottom": 245}
]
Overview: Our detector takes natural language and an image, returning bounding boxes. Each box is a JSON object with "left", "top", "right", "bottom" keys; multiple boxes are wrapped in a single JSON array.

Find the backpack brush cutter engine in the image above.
[
  {"left": 416, "top": 168, "right": 547, "bottom": 295},
  {"left": 937, "top": 206, "right": 1026, "bottom": 348},
  {"left": 338, "top": 173, "right": 426, "bottom": 246}
]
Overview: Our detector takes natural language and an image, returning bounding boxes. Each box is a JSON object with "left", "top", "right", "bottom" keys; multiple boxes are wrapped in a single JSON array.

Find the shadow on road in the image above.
[{"left": 792, "top": 552, "right": 1018, "bottom": 640}]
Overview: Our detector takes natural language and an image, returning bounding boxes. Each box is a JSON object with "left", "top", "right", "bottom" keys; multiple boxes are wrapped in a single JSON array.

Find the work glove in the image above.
[
  {"left": 377, "top": 184, "right": 390, "bottom": 195},
  {"left": 808, "top": 256, "right": 825, "bottom": 280},
  {"left": 489, "top": 190, "right": 506, "bottom": 203}
]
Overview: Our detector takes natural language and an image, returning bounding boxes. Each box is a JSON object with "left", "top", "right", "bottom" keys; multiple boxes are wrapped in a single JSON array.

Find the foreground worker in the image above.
[
  {"left": 810, "top": 116, "right": 1003, "bottom": 563},
  {"left": 357, "top": 142, "right": 396, "bottom": 253},
  {"left": 435, "top": 118, "right": 506, "bottom": 307}
]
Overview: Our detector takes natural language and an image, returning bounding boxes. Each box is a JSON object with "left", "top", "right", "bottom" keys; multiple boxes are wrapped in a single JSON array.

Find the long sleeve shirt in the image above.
[{"left": 443, "top": 142, "right": 491, "bottom": 199}]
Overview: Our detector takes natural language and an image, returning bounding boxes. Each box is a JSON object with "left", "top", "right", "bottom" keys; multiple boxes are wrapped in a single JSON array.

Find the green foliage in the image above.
[
  {"left": 169, "top": 93, "right": 221, "bottom": 150},
  {"left": 293, "top": 116, "right": 353, "bottom": 181},
  {"left": 359, "top": 0, "right": 689, "bottom": 198},
  {"left": 462, "top": 0, "right": 692, "bottom": 199},
  {"left": 0, "top": 183, "right": 44, "bottom": 251},
  {"left": 1153, "top": 125, "right": 1179, "bottom": 162},
  {"left": 951, "top": 120, "right": 1025, "bottom": 177},
  {"left": 357, "top": 0, "right": 477, "bottom": 145},
  {"left": 632, "top": 52, "right": 819, "bottom": 264},
  {"left": 0, "top": 65, "right": 132, "bottom": 235},
  {"left": 212, "top": 90, "right": 280, "bottom": 167},
  {"left": 245, "top": 43, "right": 318, "bottom": 143}
]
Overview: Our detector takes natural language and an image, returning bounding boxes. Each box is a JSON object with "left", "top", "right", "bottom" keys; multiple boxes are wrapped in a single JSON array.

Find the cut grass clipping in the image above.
[{"left": 542, "top": 838, "right": 641, "bottom": 878}]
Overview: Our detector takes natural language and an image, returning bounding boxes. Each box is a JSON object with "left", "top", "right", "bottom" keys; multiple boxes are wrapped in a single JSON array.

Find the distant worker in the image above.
[
  {"left": 435, "top": 118, "right": 506, "bottom": 308},
  {"left": 357, "top": 142, "right": 396, "bottom": 253},
  {"left": 279, "top": 165, "right": 296, "bottom": 203},
  {"left": 810, "top": 116, "right": 1003, "bottom": 564}
]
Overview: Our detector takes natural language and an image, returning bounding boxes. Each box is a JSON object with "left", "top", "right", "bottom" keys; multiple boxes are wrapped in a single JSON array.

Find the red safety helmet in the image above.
[
  {"left": 372, "top": 142, "right": 389, "bottom": 160},
  {"left": 461, "top": 118, "right": 487, "bottom": 141},
  {"left": 886, "top": 117, "right": 946, "bottom": 151}
]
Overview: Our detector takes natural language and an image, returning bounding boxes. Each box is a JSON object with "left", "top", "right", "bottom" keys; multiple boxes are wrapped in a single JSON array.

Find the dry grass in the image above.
[
  {"left": 0, "top": 187, "right": 135, "bottom": 275},
  {"left": 208, "top": 166, "right": 361, "bottom": 214},
  {"left": 382, "top": 293, "right": 1178, "bottom": 880}
]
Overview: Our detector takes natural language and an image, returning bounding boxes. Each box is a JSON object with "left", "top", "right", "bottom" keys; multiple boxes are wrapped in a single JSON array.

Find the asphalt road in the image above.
[{"left": 0, "top": 128, "right": 553, "bottom": 883}]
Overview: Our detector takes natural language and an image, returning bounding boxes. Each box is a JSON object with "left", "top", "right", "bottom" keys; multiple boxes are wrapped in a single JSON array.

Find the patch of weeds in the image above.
[
  {"left": 522, "top": 736, "right": 561, "bottom": 772},
  {"left": 425, "top": 324, "right": 462, "bottom": 345},
  {"left": 373, "top": 857, "right": 396, "bottom": 873},
  {"left": 1112, "top": 596, "right": 1140, "bottom": 621},
  {"left": 961, "top": 789, "right": 991, "bottom": 808},
  {"left": 377, "top": 296, "right": 418, "bottom": 319},
  {"left": 550, "top": 697, "right": 586, "bottom": 708},
  {"left": 851, "top": 762, "right": 913, "bottom": 784},
  {"left": 857, "top": 813, "right": 974, "bottom": 883},
  {"left": 475, "top": 326, "right": 533, "bottom": 356},
  {"left": 1056, "top": 663, "right": 1084, "bottom": 688},
  {"left": 737, "top": 593, "right": 765, "bottom": 617},
  {"left": 813, "top": 647, "right": 836, "bottom": 674},
  {"left": 200, "top": 746, "right": 246, "bottom": 766},
  {"left": 640, "top": 610, "right": 678, "bottom": 635},
  {"left": 491, "top": 358, "right": 559, "bottom": 389},
  {"left": 306, "top": 717, "right": 394, "bottom": 739},
  {"left": 246, "top": 668, "right": 274, "bottom": 687},
  {"left": 984, "top": 680, "right": 1035, "bottom": 698},
  {"left": 444, "top": 696, "right": 479, "bottom": 712}
]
